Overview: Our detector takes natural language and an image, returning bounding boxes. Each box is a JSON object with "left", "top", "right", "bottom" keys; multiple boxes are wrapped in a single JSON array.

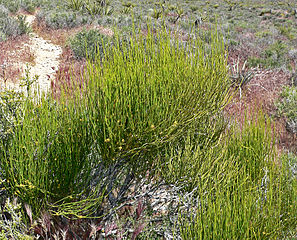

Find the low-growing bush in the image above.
[
  {"left": 39, "top": 9, "right": 91, "bottom": 29},
  {"left": 0, "top": 5, "right": 30, "bottom": 41},
  {"left": 0, "top": 90, "right": 24, "bottom": 143},
  {"left": 276, "top": 86, "right": 297, "bottom": 133},
  {"left": 248, "top": 40, "right": 289, "bottom": 69},
  {"left": 164, "top": 114, "right": 297, "bottom": 239},
  {"left": 284, "top": 152, "right": 297, "bottom": 179},
  {"left": 0, "top": 198, "right": 33, "bottom": 239},
  {"left": 0, "top": 4, "right": 9, "bottom": 16},
  {"left": 0, "top": 87, "right": 104, "bottom": 217},
  {"left": 0, "top": 30, "right": 5, "bottom": 41},
  {"left": 0, "top": 0, "right": 20, "bottom": 13},
  {"left": 67, "top": 28, "right": 110, "bottom": 60},
  {"left": 0, "top": 17, "right": 20, "bottom": 39},
  {"left": 83, "top": 26, "right": 231, "bottom": 175},
  {"left": 0, "top": 25, "right": 230, "bottom": 220},
  {"left": 20, "top": 0, "right": 36, "bottom": 14}
]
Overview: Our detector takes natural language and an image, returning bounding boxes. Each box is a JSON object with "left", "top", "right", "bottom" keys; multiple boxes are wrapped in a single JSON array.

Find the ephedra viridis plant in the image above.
[{"left": 1, "top": 24, "right": 295, "bottom": 238}]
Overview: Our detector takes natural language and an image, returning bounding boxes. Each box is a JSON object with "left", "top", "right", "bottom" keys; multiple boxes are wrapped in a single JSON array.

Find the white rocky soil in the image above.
[
  {"left": 5, "top": 14, "right": 62, "bottom": 94},
  {"left": 23, "top": 15, "right": 62, "bottom": 93}
]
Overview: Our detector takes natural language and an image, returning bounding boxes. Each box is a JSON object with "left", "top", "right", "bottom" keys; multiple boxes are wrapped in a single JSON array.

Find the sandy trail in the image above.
[
  {"left": 7, "top": 14, "right": 62, "bottom": 94},
  {"left": 23, "top": 15, "right": 62, "bottom": 93}
]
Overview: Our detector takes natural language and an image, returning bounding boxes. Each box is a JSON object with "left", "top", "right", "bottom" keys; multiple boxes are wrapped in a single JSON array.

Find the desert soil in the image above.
[
  {"left": 23, "top": 14, "right": 62, "bottom": 93},
  {"left": 3, "top": 14, "right": 62, "bottom": 93}
]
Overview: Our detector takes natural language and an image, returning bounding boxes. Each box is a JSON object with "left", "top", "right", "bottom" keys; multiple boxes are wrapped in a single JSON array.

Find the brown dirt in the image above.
[
  {"left": 0, "top": 35, "right": 34, "bottom": 88},
  {"left": 225, "top": 63, "right": 296, "bottom": 153}
]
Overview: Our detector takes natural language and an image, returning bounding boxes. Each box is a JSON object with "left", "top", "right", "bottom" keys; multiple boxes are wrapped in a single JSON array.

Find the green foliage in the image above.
[
  {"left": 283, "top": 152, "right": 297, "bottom": 179},
  {"left": 0, "top": 88, "right": 104, "bottom": 217},
  {"left": 16, "top": 15, "right": 31, "bottom": 35},
  {"left": 159, "top": 114, "right": 227, "bottom": 191},
  {"left": 0, "top": 24, "right": 229, "bottom": 221},
  {"left": 85, "top": 0, "right": 111, "bottom": 16},
  {"left": 277, "top": 25, "right": 294, "bottom": 40},
  {"left": 20, "top": 0, "right": 38, "bottom": 14},
  {"left": 0, "top": 30, "right": 5, "bottom": 41},
  {"left": 264, "top": 40, "right": 287, "bottom": 61},
  {"left": 189, "top": 5, "right": 199, "bottom": 12},
  {"left": 65, "top": 0, "right": 113, "bottom": 16},
  {"left": 0, "top": 5, "right": 30, "bottom": 41},
  {"left": 230, "top": 59, "right": 254, "bottom": 88},
  {"left": 0, "top": 4, "right": 9, "bottom": 17},
  {"left": 67, "top": 28, "right": 110, "bottom": 60},
  {"left": 41, "top": 9, "right": 90, "bottom": 29},
  {"left": 248, "top": 41, "right": 289, "bottom": 69},
  {"left": 276, "top": 86, "right": 297, "bottom": 133},
  {"left": 0, "top": 90, "right": 24, "bottom": 142},
  {"left": 0, "top": 0, "right": 20, "bottom": 13},
  {"left": 83, "top": 26, "right": 230, "bottom": 175},
  {"left": 67, "top": 0, "right": 84, "bottom": 11},
  {"left": 255, "top": 30, "right": 272, "bottom": 38},
  {"left": 151, "top": 8, "right": 163, "bottom": 19},
  {"left": 0, "top": 198, "right": 33, "bottom": 239},
  {"left": 19, "top": 66, "right": 38, "bottom": 96},
  {"left": 164, "top": 113, "right": 297, "bottom": 239}
]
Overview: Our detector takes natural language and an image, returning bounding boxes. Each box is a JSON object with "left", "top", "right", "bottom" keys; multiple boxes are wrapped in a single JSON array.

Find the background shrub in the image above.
[
  {"left": 67, "top": 28, "right": 110, "bottom": 60},
  {"left": 20, "top": 0, "right": 36, "bottom": 14},
  {"left": 0, "top": 5, "right": 30, "bottom": 41},
  {"left": 38, "top": 9, "right": 91, "bottom": 29},
  {"left": 0, "top": 0, "right": 20, "bottom": 13},
  {"left": 276, "top": 86, "right": 297, "bottom": 133}
]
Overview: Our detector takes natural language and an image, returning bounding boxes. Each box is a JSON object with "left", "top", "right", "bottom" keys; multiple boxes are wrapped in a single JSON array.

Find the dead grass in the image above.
[
  {"left": 50, "top": 47, "right": 86, "bottom": 99},
  {"left": 225, "top": 63, "right": 296, "bottom": 152},
  {"left": 0, "top": 35, "right": 35, "bottom": 88}
]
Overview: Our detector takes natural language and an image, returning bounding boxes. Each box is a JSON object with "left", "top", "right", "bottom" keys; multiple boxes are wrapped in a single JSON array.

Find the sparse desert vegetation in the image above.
[{"left": 0, "top": 0, "right": 296, "bottom": 239}]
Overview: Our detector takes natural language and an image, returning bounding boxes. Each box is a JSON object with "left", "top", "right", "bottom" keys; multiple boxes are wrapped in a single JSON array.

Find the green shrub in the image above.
[
  {"left": 83, "top": 26, "right": 231, "bottom": 175},
  {"left": 20, "top": 0, "right": 36, "bottom": 14},
  {"left": 284, "top": 152, "right": 297, "bottom": 179},
  {"left": 41, "top": 9, "right": 91, "bottom": 29},
  {"left": 0, "top": 4, "right": 9, "bottom": 16},
  {"left": 66, "top": 0, "right": 84, "bottom": 11},
  {"left": 264, "top": 40, "right": 287, "bottom": 61},
  {"left": 0, "top": 0, "right": 20, "bottom": 13},
  {"left": 278, "top": 25, "right": 294, "bottom": 40},
  {"left": 0, "top": 30, "right": 5, "bottom": 41},
  {"left": 0, "top": 90, "right": 24, "bottom": 143},
  {"left": 252, "top": 40, "right": 289, "bottom": 69},
  {"left": 67, "top": 28, "right": 110, "bottom": 60},
  {"left": 0, "top": 89, "right": 104, "bottom": 217},
  {"left": 0, "top": 16, "right": 21, "bottom": 38},
  {"left": 0, "top": 5, "right": 30, "bottom": 41},
  {"left": 16, "top": 15, "right": 31, "bottom": 35},
  {"left": 0, "top": 198, "right": 33, "bottom": 239},
  {"left": 276, "top": 86, "right": 297, "bottom": 133},
  {"left": 168, "top": 114, "right": 297, "bottom": 239}
]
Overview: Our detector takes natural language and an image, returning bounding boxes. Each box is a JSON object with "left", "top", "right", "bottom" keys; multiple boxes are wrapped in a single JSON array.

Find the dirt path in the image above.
[{"left": 21, "top": 14, "right": 62, "bottom": 93}]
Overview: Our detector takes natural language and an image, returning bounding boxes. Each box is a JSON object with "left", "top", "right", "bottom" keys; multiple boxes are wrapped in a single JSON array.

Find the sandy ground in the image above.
[
  {"left": 1, "top": 14, "right": 62, "bottom": 94},
  {"left": 23, "top": 15, "right": 62, "bottom": 93}
]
